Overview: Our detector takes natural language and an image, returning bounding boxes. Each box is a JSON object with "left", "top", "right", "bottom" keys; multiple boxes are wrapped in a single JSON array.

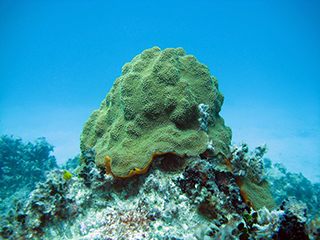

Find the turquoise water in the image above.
[
  {"left": 0, "top": 1, "right": 319, "bottom": 238},
  {"left": 1, "top": 1, "right": 319, "bottom": 183}
]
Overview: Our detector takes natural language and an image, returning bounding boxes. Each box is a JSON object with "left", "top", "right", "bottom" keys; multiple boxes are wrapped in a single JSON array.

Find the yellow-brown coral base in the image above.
[{"left": 103, "top": 152, "right": 183, "bottom": 178}]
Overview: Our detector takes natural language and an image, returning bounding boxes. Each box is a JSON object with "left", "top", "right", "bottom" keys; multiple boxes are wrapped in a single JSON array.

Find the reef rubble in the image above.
[{"left": 1, "top": 143, "right": 319, "bottom": 239}]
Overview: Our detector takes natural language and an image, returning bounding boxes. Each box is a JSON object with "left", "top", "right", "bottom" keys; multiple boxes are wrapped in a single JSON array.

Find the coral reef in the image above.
[
  {"left": 228, "top": 142, "right": 276, "bottom": 211},
  {"left": 173, "top": 157, "right": 247, "bottom": 220},
  {"left": 1, "top": 170, "right": 81, "bottom": 239},
  {"left": 264, "top": 159, "right": 320, "bottom": 216},
  {"left": 0, "top": 135, "right": 58, "bottom": 215},
  {"left": 248, "top": 197, "right": 310, "bottom": 239},
  {"left": 0, "top": 142, "right": 318, "bottom": 239},
  {"left": 1, "top": 47, "right": 318, "bottom": 239},
  {"left": 80, "top": 47, "right": 232, "bottom": 177},
  {"left": 229, "top": 142, "right": 267, "bottom": 183}
]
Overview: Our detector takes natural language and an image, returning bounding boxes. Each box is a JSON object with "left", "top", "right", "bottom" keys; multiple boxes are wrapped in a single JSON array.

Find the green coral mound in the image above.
[{"left": 80, "top": 47, "right": 232, "bottom": 176}]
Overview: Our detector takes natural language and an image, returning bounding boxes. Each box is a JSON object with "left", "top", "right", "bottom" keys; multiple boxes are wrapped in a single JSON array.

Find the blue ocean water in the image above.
[
  {"left": 0, "top": 1, "right": 319, "bottom": 238},
  {"left": 1, "top": 1, "right": 319, "bottom": 183}
]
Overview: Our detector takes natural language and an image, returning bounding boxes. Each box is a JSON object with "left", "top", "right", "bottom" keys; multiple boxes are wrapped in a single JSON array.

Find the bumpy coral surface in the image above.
[{"left": 80, "top": 47, "right": 232, "bottom": 177}]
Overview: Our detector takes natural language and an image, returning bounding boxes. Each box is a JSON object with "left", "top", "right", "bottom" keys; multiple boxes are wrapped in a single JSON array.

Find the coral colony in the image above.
[{"left": 0, "top": 47, "right": 319, "bottom": 239}]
